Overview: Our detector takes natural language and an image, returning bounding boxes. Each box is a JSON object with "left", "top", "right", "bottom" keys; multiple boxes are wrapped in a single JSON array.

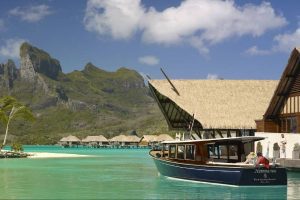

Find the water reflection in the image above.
[
  {"left": 0, "top": 148, "right": 298, "bottom": 199},
  {"left": 151, "top": 176, "right": 287, "bottom": 199},
  {"left": 288, "top": 171, "right": 300, "bottom": 199}
]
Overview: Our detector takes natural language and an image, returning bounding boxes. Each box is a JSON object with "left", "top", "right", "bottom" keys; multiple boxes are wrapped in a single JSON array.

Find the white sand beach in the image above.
[{"left": 27, "top": 152, "right": 92, "bottom": 159}]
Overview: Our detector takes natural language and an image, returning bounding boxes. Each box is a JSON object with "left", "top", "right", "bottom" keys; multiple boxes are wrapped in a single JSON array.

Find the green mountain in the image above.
[{"left": 0, "top": 43, "right": 169, "bottom": 144}]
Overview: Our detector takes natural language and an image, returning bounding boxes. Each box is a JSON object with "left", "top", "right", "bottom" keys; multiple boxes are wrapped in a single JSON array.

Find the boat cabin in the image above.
[{"left": 156, "top": 136, "right": 264, "bottom": 164}]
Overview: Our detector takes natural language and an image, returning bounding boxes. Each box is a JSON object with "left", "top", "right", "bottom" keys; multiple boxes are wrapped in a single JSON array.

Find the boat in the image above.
[{"left": 149, "top": 136, "right": 287, "bottom": 186}]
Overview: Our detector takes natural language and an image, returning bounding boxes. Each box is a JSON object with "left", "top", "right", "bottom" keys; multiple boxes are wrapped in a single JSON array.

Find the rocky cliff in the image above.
[
  {"left": 0, "top": 59, "right": 18, "bottom": 90},
  {"left": 20, "top": 42, "right": 62, "bottom": 81}
]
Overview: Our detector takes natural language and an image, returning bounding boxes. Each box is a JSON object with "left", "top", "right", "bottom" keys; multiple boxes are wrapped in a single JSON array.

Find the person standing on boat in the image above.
[
  {"left": 280, "top": 134, "right": 287, "bottom": 158},
  {"left": 256, "top": 152, "right": 270, "bottom": 169}
]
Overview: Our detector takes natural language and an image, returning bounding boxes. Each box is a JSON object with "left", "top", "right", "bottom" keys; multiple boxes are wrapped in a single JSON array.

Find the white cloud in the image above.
[
  {"left": 84, "top": 0, "right": 144, "bottom": 39},
  {"left": 245, "top": 27, "right": 300, "bottom": 55},
  {"left": 9, "top": 4, "right": 52, "bottom": 23},
  {"left": 84, "top": 0, "right": 286, "bottom": 54},
  {"left": 273, "top": 28, "right": 300, "bottom": 52},
  {"left": 207, "top": 74, "right": 219, "bottom": 80},
  {"left": 0, "top": 38, "right": 27, "bottom": 59},
  {"left": 138, "top": 55, "right": 159, "bottom": 66},
  {"left": 245, "top": 46, "right": 271, "bottom": 56}
]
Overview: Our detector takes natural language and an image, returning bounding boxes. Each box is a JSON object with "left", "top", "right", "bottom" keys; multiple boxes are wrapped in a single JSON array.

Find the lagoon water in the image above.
[{"left": 0, "top": 146, "right": 299, "bottom": 199}]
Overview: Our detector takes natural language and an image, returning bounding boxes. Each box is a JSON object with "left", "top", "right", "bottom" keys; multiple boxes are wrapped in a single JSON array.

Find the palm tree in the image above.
[{"left": 0, "top": 96, "right": 35, "bottom": 148}]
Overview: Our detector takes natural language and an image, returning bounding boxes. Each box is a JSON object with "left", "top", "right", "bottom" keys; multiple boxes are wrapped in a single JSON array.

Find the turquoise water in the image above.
[{"left": 0, "top": 146, "right": 299, "bottom": 199}]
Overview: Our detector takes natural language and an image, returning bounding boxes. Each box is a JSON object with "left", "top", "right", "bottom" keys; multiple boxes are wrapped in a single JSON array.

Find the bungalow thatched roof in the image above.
[
  {"left": 149, "top": 80, "right": 278, "bottom": 129},
  {"left": 82, "top": 135, "right": 108, "bottom": 142},
  {"left": 156, "top": 134, "right": 174, "bottom": 142},
  {"left": 110, "top": 135, "right": 141, "bottom": 142},
  {"left": 142, "top": 134, "right": 174, "bottom": 142},
  {"left": 110, "top": 134, "right": 127, "bottom": 142},
  {"left": 142, "top": 135, "right": 158, "bottom": 142},
  {"left": 60, "top": 135, "right": 81, "bottom": 142}
]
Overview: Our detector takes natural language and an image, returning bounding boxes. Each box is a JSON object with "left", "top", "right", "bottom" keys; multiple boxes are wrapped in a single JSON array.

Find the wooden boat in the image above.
[{"left": 149, "top": 136, "right": 287, "bottom": 186}]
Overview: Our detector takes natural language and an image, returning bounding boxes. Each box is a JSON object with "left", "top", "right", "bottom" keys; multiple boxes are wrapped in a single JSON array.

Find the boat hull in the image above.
[{"left": 152, "top": 157, "right": 287, "bottom": 186}]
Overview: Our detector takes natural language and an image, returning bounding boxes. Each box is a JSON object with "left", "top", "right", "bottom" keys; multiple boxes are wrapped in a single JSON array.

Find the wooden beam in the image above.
[{"left": 160, "top": 68, "right": 180, "bottom": 96}]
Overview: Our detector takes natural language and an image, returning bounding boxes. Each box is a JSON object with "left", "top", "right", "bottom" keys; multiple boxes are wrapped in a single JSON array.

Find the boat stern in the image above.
[{"left": 239, "top": 167, "right": 287, "bottom": 186}]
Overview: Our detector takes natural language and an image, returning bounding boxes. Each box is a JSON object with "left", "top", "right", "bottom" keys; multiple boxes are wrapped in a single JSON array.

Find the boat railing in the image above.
[{"left": 207, "top": 161, "right": 280, "bottom": 168}]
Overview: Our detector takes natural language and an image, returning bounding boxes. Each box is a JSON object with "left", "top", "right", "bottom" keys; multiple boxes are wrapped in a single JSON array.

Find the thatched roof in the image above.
[
  {"left": 142, "top": 135, "right": 158, "bottom": 142},
  {"left": 60, "top": 135, "right": 81, "bottom": 142},
  {"left": 110, "top": 134, "right": 127, "bottom": 142},
  {"left": 156, "top": 134, "right": 174, "bottom": 142},
  {"left": 82, "top": 135, "right": 108, "bottom": 142},
  {"left": 149, "top": 80, "right": 278, "bottom": 129},
  {"left": 142, "top": 134, "right": 174, "bottom": 142},
  {"left": 110, "top": 135, "right": 141, "bottom": 142}
]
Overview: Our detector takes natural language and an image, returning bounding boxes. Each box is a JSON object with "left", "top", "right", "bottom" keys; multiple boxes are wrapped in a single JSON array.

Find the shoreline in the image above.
[{"left": 27, "top": 152, "right": 93, "bottom": 159}]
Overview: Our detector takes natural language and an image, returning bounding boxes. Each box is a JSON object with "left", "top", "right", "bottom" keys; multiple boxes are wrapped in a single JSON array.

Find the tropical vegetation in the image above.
[{"left": 0, "top": 96, "right": 35, "bottom": 148}]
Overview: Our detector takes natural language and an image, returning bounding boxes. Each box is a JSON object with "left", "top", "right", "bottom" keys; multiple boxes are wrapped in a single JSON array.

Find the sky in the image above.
[{"left": 0, "top": 0, "right": 299, "bottom": 80}]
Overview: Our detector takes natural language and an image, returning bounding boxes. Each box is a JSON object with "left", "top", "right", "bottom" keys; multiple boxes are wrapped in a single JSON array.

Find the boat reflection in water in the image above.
[
  {"left": 154, "top": 175, "right": 287, "bottom": 199},
  {"left": 150, "top": 136, "right": 287, "bottom": 186}
]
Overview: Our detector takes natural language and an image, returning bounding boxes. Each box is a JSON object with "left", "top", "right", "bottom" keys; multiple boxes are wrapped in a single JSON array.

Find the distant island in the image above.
[{"left": 0, "top": 43, "right": 170, "bottom": 144}]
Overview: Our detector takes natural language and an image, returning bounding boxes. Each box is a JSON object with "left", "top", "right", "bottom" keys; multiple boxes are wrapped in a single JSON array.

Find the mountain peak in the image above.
[
  {"left": 20, "top": 42, "right": 62, "bottom": 80},
  {"left": 83, "top": 62, "right": 106, "bottom": 74}
]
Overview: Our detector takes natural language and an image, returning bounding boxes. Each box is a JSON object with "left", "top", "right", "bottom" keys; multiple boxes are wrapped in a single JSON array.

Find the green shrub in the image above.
[{"left": 11, "top": 143, "right": 24, "bottom": 152}]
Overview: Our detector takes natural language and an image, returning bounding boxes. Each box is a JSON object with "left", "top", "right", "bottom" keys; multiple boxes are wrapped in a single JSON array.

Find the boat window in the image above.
[
  {"left": 208, "top": 145, "right": 219, "bottom": 159},
  {"left": 177, "top": 145, "right": 185, "bottom": 159},
  {"left": 219, "top": 145, "right": 228, "bottom": 159},
  {"left": 186, "top": 145, "right": 195, "bottom": 160},
  {"left": 169, "top": 145, "right": 176, "bottom": 158},
  {"left": 229, "top": 145, "right": 238, "bottom": 160}
]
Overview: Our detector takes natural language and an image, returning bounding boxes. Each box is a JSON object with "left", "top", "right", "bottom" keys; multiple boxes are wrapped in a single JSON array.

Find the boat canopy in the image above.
[{"left": 161, "top": 136, "right": 265, "bottom": 144}]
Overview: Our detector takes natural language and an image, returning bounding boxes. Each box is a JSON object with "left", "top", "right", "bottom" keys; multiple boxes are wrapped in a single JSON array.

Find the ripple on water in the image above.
[{"left": 0, "top": 146, "right": 298, "bottom": 199}]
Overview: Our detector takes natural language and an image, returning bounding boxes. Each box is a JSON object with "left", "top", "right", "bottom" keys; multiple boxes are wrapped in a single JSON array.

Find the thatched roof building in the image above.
[
  {"left": 150, "top": 48, "right": 300, "bottom": 136},
  {"left": 142, "top": 135, "right": 158, "bottom": 142},
  {"left": 256, "top": 47, "right": 300, "bottom": 133},
  {"left": 156, "top": 134, "right": 174, "bottom": 142},
  {"left": 82, "top": 135, "right": 108, "bottom": 143},
  {"left": 110, "top": 135, "right": 141, "bottom": 143},
  {"left": 110, "top": 134, "right": 127, "bottom": 142},
  {"left": 141, "top": 134, "right": 174, "bottom": 145},
  {"left": 60, "top": 135, "right": 81, "bottom": 142},
  {"left": 149, "top": 80, "right": 278, "bottom": 131}
]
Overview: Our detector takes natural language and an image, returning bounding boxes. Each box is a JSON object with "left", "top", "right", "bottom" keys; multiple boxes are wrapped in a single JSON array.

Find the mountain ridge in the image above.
[{"left": 0, "top": 43, "right": 169, "bottom": 144}]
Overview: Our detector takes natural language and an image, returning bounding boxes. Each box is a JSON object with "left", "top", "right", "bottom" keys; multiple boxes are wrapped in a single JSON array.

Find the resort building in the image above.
[
  {"left": 109, "top": 134, "right": 141, "bottom": 147},
  {"left": 59, "top": 135, "right": 81, "bottom": 147},
  {"left": 81, "top": 135, "right": 109, "bottom": 147},
  {"left": 149, "top": 48, "right": 300, "bottom": 161},
  {"left": 140, "top": 134, "right": 174, "bottom": 147},
  {"left": 156, "top": 134, "right": 174, "bottom": 142},
  {"left": 255, "top": 48, "right": 300, "bottom": 159}
]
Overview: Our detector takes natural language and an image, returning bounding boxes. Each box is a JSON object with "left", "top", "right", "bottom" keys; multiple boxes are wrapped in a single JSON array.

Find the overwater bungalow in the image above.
[
  {"left": 109, "top": 134, "right": 141, "bottom": 148},
  {"left": 141, "top": 134, "right": 174, "bottom": 144},
  {"left": 141, "top": 134, "right": 174, "bottom": 149},
  {"left": 81, "top": 135, "right": 109, "bottom": 148},
  {"left": 59, "top": 135, "right": 81, "bottom": 147},
  {"left": 156, "top": 134, "right": 174, "bottom": 142},
  {"left": 140, "top": 135, "right": 158, "bottom": 147}
]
